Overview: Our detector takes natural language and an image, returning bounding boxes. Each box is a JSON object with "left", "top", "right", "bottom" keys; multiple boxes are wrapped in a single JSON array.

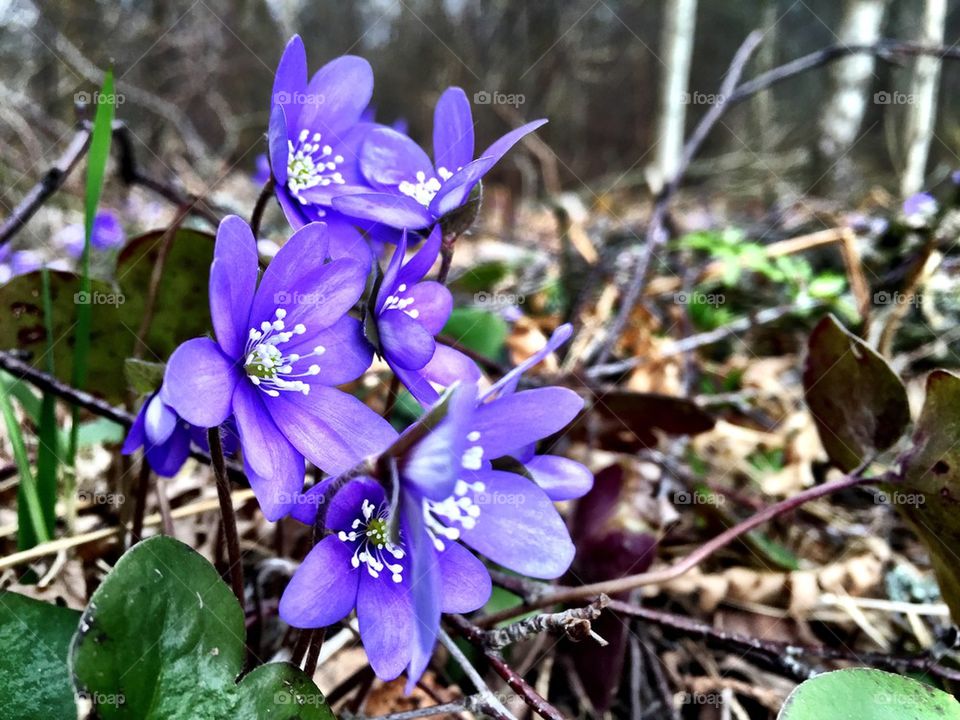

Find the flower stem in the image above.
[
  {"left": 437, "top": 230, "right": 459, "bottom": 285},
  {"left": 208, "top": 426, "right": 244, "bottom": 608},
  {"left": 250, "top": 177, "right": 275, "bottom": 239}
]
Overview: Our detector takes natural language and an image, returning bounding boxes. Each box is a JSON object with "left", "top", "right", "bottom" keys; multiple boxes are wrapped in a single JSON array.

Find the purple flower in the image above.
[
  {"left": 252, "top": 154, "right": 271, "bottom": 186},
  {"left": 0, "top": 246, "right": 42, "bottom": 284},
  {"left": 268, "top": 35, "right": 380, "bottom": 263},
  {"left": 122, "top": 391, "right": 238, "bottom": 477},
  {"left": 281, "top": 381, "right": 581, "bottom": 688},
  {"left": 903, "top": 191, "right": 937, "bottom": 220},
  {"left": 368, "top": 226, "right": 479, "bottom": 405},
  {"left": 160, "top": 215, "right": 395, "bottom": 520},
  {"left": 474, "top": 323, "right": 593, "bottom": 502},
  {"left": 333, "top": 87, "right": 546, "bottom": 231},
  {"left": 56, "top": 210, "right": 126, "bottom": 257}
]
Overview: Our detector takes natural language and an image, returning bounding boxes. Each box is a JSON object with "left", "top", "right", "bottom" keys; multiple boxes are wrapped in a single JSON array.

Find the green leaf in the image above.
[
  {"left": 778, "top": 668, "right": 960, "bottom": 719},
  {"left": 124, "top": 358, "right": 166, "bottom": 396},
  {"left": 0, "top": 592, "right": 80, "bottom": 719},
  {"left": 803, "top": 315, "right": 910, "bottom": 471},
  {"left": 892, "top": 370, "right": 960, "bottom": 625},
  {"left": 442, "top": 307, "right": 507, "bottom": 359},
  {"left": 0, "top": 230, "right": 214, "bottom": 403},
  {"left": 71, "top": 535, "right": 332, "bottom": 719}
]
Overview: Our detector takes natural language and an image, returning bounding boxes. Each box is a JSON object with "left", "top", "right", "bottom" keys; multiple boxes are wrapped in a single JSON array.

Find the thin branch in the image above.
[
  {"left": 437, "top": 628, "right": 517, "bottom": 720},
  {"left": 449, "top": 615, "right": 566, "bottom": 720},
  {"left": 594, "top": 30, "right": 765, "bottom": 366},
  {"left": 208, "top": 427, "right": 244, "bottom": 609},
  {"left": 129, "top": 458, "right": 151, "bottom": 544},
  {"left": 0, "top": 126, "right": 91, "bottom": 247},
  {"left": 610, "top": 600, "right": 960, "bottom": 683},
  {"left": 249, "top": 177, "right": 275, "bottom": 239},
  {"left": 484, "top": 595, "right": 609, "bottom": 650},
  {"left": 480, "top": 469, "right": 883, "bottom": 624}
]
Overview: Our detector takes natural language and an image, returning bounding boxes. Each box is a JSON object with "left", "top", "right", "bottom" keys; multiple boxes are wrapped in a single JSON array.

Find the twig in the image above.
[
  {"left": 437, "top": 628, "right": 517, "bottom": 720},
  {"left": 594, "top": 30, "right": 765, "bottom": 366},
  {"left": 0, "top": 488, "right": 255, "bottom": 570},
  {"left": 249, "top": 177, "right": 275, "bottom": 239},
  {"left": 0, "top": 126, "right": 91, "bottom": 247},
  {"left": 359, "top": 695, "right": 494, "bottom": 720},
  {"left": 449, "top": 615, "right": 566, "bottom": 720},
  {"left": 479, "top": 469, "right": 883, "bottom": 623},
  {"left": 302, "top": 627, "right": 326, "bottom": 679},
  {"left": 609, "top": 600, "right": 960, "bottom": 683},
  {"left": 484, "top": 595, "right": 609, "bottom": 650},
  {"left": 208, "top": 427, "right": 244, "bottom": 609}
]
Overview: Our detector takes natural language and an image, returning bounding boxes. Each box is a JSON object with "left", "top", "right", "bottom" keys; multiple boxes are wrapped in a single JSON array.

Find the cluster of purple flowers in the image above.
[{"left": 126, "top": 35, "right": 591, "bottom": 687}]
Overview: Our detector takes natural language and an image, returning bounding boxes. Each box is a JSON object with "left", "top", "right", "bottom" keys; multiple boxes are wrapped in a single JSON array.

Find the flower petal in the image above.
[
  {"left": 327, "top": 477, "right": 385, "bottom": 532},
  {"left": 291, "top": 315, "right": 372, "bottom": 387},
  {"left": 358, "top": 568, "right": 414, "bottom": 680},
  {"left": 146, "top": 425, "right": 191, "bottom": 478},
  {"left": 143, "top": 393, "right": 177, "bottom": 446},
  {"left": 210, "top": 216, "right": 259, "bottom": 358},
  {"left": 361, "top": 127, "right": 434, "bottom": 189},
  {"left": 525, "top": 455, "right": 594, "bottom": 501},
  {"left": 269, "top": 104, "right": 289, "bottom": 187},
  {"left": 334, "top": 192, "right": 434, "bottom": 230},
  {"left": 405, "top": 281, "right": 452, "bottom": 336},
  {"left": 457, "top": 470, "right": 575, "bottom": 578},
  {"left": 433, "top": 87, "right": 474, "bottom": 173},
  {"left": 401, "top": 491, "right": 442, "bottom": 692},
  {"left": 429, "top": 156, "right": 493, "bottom": 218},
  {"left": 233, "top": 381, "right": 305, "bottom": 520},
  {"left": 484, "top": 323, "right": 572, "bottom": 399},
  {"left": 121, "top": 402, "right": 147, "bottom": 455},
  {"left": 299, "top": 56, "right": 374, "bottom": 137},
  {"left": 161, "top": 338, "right": 239, "bottom": 428},
  {"left": 321, "top": 215, "right": 373, "bottom": 266},
  {"left": 267, "top": 385, "right": 397, "bottom": 476},
  {"left": 395, "top": 345, "right": 480, "bottom": 407},
  {"left": 472, "top": 387, "right": 583, "bottom": 458},
  {"left": 279, "top": 535, "right": 359, "bottom": 627},
  {"left": 395, "top": 225, "right": 442, "bottom": 290},
  {"left": 381, "top": 310, "right": 436, "bottom": 371},
  {"left": 271, "top": 35, "right": 308, "bottom": 131},
  {"left": 438, "top": 542, "right": 491, "bottom": 613}
]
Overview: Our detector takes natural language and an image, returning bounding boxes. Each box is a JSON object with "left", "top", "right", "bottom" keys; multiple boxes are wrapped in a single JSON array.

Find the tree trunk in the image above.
[
  {"left": 900, "top": 0, "right": 947, "bottom": 197},
  {"left": 815, "top": 0, "right": 888, "bottom": 195},
  {"left": 651, "top": 0, "right": 697, "bottom": 190}
]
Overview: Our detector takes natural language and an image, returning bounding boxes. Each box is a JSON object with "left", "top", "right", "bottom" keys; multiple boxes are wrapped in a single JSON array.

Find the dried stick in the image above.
[
  {"left": 594, "top": 30, "right": 764, "bottom": 366},
  {"left": 437, "top": 628, "right": 517, "bottom": 720},
  {"left": 484, "top": 595, "right": 609, "bottom": 650},
  {"left": 480, "top": 469, "right": 882, "bottom": 624},
  {"left": 449, "top": 615, "right": 566, "bottom": 720}
]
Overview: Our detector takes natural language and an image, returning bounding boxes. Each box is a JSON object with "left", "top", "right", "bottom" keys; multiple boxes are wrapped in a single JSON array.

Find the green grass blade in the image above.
[
  {"left": 1, "top": 376, "right": 51, "bottom": 548},
  {"left": 36, "top": 268, "right": 59, "bottom": 535},
  {"left": 68, "top": 69, "right": 115, "bottom": 469}
]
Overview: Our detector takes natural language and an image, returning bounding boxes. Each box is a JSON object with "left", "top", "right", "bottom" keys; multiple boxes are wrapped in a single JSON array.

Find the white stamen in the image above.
[
  {"left": 286, "top": 130, "right": 346, "bottom": 204},
  {"left": 243, "top": 308, "right": 326, "bottom": 396}
]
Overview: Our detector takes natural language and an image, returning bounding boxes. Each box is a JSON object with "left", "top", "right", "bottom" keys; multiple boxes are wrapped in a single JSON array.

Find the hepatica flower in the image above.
[
  {"left": 268, "top": 35, "right": 380, "bottom": 262},
  {"left": 56, "top": 210, "right": 126, "bottom": 256},
  {"left": 334, "top": 87, "right": 547, "bottom": 231},
  {"left": 281, "top": 382, "right": 581, "bottom": 688},
  {"left": 368, "top": 225, "right": 479, "bottom": 405},
  {"left": 122, "top": 391, "right": 237, "bottom": 477},
  {"left": 161, "top": 215, "right": 395, "bottom": 520}
]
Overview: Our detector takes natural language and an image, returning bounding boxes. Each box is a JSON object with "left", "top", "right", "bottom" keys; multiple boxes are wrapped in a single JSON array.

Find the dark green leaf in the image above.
[
  {"left": 0, "top": 592, "right": 80, "bottom": 719},
  {"left": 71, "top": 535, "right": 332, "bottom": 719},
  {"left": 124, "top": 358, "right": 166, "bottom": 396},
  {"left": 803, "top": 314, "right": 910, "bottom": 471}
]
